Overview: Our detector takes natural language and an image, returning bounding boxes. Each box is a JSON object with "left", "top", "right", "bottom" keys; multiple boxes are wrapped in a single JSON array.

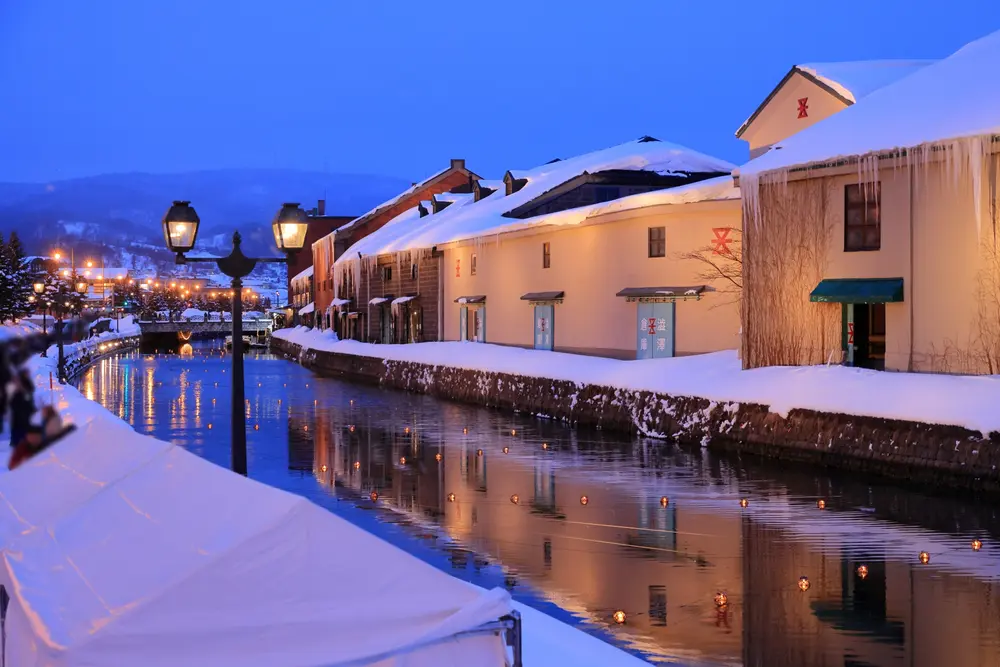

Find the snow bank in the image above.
[
  {"left": 275, "top": 326, "right": 339, "bottom": 348},
  {"left": 4, "top": 337, "right": 645, "bottom": 666},
  {"left": 272, "top": 334, "right": 1000, "bottom": 436}
]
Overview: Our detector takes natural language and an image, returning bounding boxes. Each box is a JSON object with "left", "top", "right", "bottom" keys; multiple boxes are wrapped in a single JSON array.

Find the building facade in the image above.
[
  {"left": 312, "top": 159, "right": 480, "bottom": 323},
  {"left": 738, "top": 35, "right": 1000, "bottom": 374},
  {"left": 443, "top": 187, "right": 740, "bottom": 358}
]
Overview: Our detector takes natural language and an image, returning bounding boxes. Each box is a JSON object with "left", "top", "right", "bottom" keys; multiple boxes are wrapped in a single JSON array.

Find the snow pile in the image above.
[
  {"left": 272, "top": 335, "right": 1000, "bottom": 436},
  {"left": 1, "top": 343, "right": 646, "bottom": 666},
  {"left": 275, "top": 325, "right": 339, "bottom": 348},
  {"left": 739, "top": 29, "right": 1000, "bottom": 179},
  {"left": 336, "top": 138, "right": 735, "bottom": 264},
  {"left": 796, "top": 60, "right": 934, "bottom": 103},
  {"left": 0, "top": 321, "right": 39, "bottom": 342}
]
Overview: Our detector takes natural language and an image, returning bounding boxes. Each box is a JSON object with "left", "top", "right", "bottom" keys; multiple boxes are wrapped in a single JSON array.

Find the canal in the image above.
[{"left": 78, "top": 342, "right": 1000, "bottom": 667}]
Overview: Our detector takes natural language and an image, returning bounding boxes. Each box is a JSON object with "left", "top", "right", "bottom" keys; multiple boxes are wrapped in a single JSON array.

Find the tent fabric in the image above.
[{"left": 0, "top": 428, "right": 512, "bottom": 666}]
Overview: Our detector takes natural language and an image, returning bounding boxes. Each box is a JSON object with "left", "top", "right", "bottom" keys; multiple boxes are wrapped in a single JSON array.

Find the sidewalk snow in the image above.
[
  {"left": 1, "top": 329, "right": 641, "bottom": 666},
  {"left": 278, "top": 325, "right": 339, "bottom": 348},
  {"left": 274, "top": 329, "right": 1000, "bottom": 436}
]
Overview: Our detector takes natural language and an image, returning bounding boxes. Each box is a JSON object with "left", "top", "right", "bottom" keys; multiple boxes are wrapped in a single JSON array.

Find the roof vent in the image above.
[{"left": 637, "top": 135, "right": 659, "bottom": 143}]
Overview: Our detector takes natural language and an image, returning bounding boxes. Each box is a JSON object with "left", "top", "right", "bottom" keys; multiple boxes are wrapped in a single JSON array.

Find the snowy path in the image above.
[{"left": 275, "top": 327, "right": 1000, "bottom": 437}]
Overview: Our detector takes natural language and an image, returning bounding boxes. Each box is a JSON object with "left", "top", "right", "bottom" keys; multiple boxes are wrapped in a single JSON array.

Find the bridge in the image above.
[{"left": 138, "top": 319, "right": 274, "bottom": 335}]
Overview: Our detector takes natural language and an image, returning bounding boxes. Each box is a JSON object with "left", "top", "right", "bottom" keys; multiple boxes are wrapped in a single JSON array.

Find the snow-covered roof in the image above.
[
  {"left": 796, "top": 60, "right": 935, "bottom": 103},
  {"left": 392, "top": 295, "right": 416, "bottom": 305},
  {"left": 336, "top": 138, "right": 735, "bottom": 261},
  {"left": 739, "top": 31, "right": 1000, "bottom": 179},
  {"left": 331, "top": 161, "right": 479, "bottom": 236},
  {"left": 299, "top": 301, "right": 314, "bottom": 314},
  {"left": 736, "top": 60, "right": 934, "bottom": 139},
  {"left": 369, "top": 297, "right": 389, "bottom": 306},
  {"left": 291, "top": 265, "right": 314, "bottom": 282}
]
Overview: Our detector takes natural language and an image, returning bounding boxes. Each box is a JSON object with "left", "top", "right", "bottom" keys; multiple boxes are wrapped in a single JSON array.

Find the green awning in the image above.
[{"left": 809, "top": 278, "right": 904, "bottom": 303}]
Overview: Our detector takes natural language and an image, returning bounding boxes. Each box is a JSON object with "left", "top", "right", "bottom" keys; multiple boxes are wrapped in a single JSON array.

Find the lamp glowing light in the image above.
[
  {"left": 972, "top": 539, "right": 983, "bottom": 551},
  {"left": 353, "top": 461, "right": 360, "bottom": 470},
  {"left": 797, "top": 576, "right": 810, "bottom": 592},
  {"left": 714, "top": 592, "right": 728, "bottom": 608},
  {"left": 369, "top": 491, "right": 378, "bottom": 502},
  {"left": 660, "top": 496, "right": 669, "bottom": 507},
  {"left": 510, "top": 494, "right": 519, "bottom": 504},
  {"left": 320, "top": 465, "right": 327, "bottom": 473},
  {"left": 476, "top": 449, "right": 483, "bottom": 457},
  {"left": 502, "top": 446, "right": 509, "bottom": 454},
  {"left": 919, "top": 551, "right": 930, "bottom": 564},
  {"left": 435, "top": 453, "right": 442, "bottom": 462},
  {"left": 447, "top": 493, "right": 456, "bottom": 502},
  {"left": 580, "top": 495, "right": 589, "bottom": 506},
  {"left": 856, "top": 564, "right": 869, "bottom": 579},
  {"left": 612, "top": 610, "right": 626, "bottom": 625},
  {"left": 740, "top": 498, "right": 749, "bottom": 508},
  {"left": 399, "top": 457, "right": 406, "bottom": 465},
  {"left": 816, "top": 499, "right": 826, "bottom": 510}
]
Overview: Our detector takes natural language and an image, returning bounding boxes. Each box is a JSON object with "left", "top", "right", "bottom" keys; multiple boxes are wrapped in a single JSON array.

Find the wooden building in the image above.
[{"left": 311, "top": 159, "right": 480, "bottom": 328}]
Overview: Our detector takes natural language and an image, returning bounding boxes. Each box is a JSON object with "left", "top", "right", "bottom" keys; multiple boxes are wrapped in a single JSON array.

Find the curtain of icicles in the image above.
[{"left": 741, "top": 135, "right": 996, "bottom": 371}]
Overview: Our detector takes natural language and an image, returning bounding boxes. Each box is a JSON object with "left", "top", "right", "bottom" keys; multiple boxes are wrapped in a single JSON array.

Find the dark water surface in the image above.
[{"left": 79, "top": 342, "right": 1000, "bottom": 666}]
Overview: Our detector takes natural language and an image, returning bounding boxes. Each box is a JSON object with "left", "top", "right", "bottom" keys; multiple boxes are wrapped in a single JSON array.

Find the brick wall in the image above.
[
  {"left": 314, "top": 169, "right": 473, "bottom": 319},
  {"left": 353, "top": 252, "right": 441, "bottom": 342}
]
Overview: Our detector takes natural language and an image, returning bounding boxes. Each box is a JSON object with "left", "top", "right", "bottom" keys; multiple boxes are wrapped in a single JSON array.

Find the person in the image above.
[
  {"left": 0, "top": 348, "right": 11, "bottom": 434},
  {"left": 7, "top": 371, "right": 36, "bottom": 453}
]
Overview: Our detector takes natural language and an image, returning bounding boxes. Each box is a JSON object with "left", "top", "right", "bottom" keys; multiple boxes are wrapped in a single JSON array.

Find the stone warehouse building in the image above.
[
  {"left": 333, "top": 137, "right": 744, "bottom": 358},
  {"left": 737, "top": 29, "right": 1000, "bottom": 374},
  {"left": 310, "top": 159, "right": 480, "bottom": 330}
]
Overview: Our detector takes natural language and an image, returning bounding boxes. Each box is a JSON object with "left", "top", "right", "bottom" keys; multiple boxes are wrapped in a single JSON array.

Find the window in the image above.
[
  {"left": 410, "top": 263, "right": 417, "bottom": 281},
  {"left": 542, "top": 242, "right": 551, "bottom": 269},
  {"left": 845, "top": 183, "right": 881, "bottom": 251},
  {"left": 648, "top": 226, "right": 666, "bottom": 257},
  {"left": 471, "top": 253, "right": 477, "bottom": 276},
  {"left": 382, "top": 266, "right": 392, "bottom": 281}
]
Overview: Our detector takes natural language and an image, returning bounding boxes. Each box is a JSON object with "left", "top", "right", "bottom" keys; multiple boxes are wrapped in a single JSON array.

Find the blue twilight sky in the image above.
[{"left": 1, "top": 0, "right": 997, "bottom": 184}]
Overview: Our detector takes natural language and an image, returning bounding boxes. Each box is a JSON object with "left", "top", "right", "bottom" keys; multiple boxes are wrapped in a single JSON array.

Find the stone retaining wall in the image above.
[{"left": 273, "top": 337, "right": 1000, "bottom": 493}]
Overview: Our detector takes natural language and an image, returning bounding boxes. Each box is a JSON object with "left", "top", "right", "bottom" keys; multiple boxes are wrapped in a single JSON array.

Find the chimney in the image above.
[
  {"left": 317, "top": 199, "right": 326, "bottom": 216},
  {"left": 450, "top": 158, "right": 465, "bottom": 170}
]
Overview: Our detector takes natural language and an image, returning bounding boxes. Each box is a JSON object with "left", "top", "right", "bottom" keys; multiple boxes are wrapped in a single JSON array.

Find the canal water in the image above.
[{"left": 78, "top": 342, "right": 1000, "bottom": 667}]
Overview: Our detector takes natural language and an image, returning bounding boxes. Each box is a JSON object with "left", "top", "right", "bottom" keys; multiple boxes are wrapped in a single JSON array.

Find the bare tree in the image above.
[{"left": 676, "top": 225, "right": 742, "bottom": 304}]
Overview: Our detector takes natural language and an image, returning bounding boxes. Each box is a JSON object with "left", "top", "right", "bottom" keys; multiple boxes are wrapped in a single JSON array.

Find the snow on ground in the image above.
[
  {"left": 0, "top": 325, "right": 644, "bottom": 667},
  {"left": 274, "top": 328, "right": 1000, "bottom": 436}
]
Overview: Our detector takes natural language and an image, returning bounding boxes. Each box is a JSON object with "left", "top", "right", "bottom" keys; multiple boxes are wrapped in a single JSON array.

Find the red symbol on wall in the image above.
[
  {"left": 711, "top": 227, "right": 732, "bottom": 255},
  {"left": 797, "top": 97, "right": 809, "bottom": 119},
  {"left": 647, "top": 320, "right": 656, "bottom": 335},
  {"left": 455, "top": 260, "right": 460, "bottom": 278},
  {"left": 847, "top": 322, "right": 855, "bottom": 345}
]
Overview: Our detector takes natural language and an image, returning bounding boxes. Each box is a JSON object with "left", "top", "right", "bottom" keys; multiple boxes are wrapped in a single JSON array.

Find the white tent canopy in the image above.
[{"left": 0, "top": 428, "right": 513, "bottom": 667}]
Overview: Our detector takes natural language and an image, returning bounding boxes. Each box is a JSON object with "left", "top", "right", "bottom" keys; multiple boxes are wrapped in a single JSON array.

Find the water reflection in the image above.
[{"left": 79, "top": 344, "right": 1000, "bottom": 667}]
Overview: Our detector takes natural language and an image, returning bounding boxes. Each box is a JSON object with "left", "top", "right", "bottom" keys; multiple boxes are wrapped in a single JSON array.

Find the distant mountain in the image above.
[{"left": 0, "top": 169, "right": 409, "bottom": 258}]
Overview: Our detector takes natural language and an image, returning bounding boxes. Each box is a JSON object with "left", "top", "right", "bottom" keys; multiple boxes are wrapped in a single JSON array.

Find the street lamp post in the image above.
[
  {"left": 162, "top": 200, "right": 309, "bottom": 476},
  {"left": 33, "top": 282, "right": 47, "bottom": 352}
]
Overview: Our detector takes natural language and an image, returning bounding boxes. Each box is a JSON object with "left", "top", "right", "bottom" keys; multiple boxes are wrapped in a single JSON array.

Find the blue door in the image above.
[
  {"left": 636, "top": 302, "right": 675, "bottom": 359},
  {"left": 533, "top": 304, "right": 554, "bottom": 351},
  {"left": 474, "top": 307, "right": 486, "bottom": 343},
  {"left": 459, "top": 306, "right": 468, "bottom": 341}
]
